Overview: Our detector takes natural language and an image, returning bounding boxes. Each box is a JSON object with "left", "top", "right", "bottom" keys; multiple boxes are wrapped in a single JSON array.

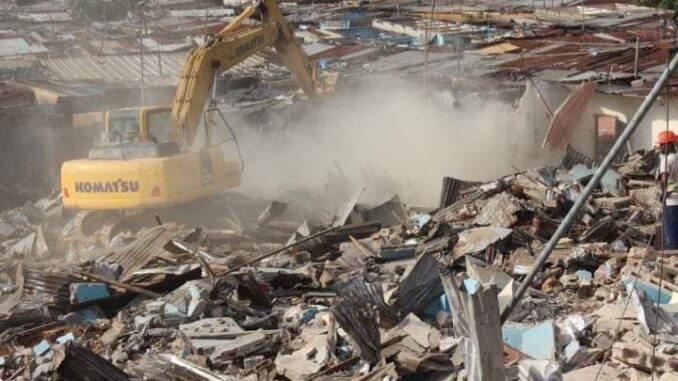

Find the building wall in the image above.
[
  {"left": 571, "top": 91, "right": 678, "bottom": 157},
  {"left": 536, "top": 81, "right": 678, "bottom": 159}
]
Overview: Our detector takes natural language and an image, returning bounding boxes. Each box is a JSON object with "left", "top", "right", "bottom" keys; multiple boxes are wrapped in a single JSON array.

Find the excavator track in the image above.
[
  {"left": 72, "top": 210, "right": 110, "bottom": 237},
  {"left": 99, "top": 221, "right": 136, "bottom": 244}
]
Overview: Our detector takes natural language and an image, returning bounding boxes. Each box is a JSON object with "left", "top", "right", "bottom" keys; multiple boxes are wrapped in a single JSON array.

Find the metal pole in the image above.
[
  {"left": 139, "top": 11, "right": 145, "bottom": 107},
  {"left": 581, "top": 0, "right": 585, "bottom": 32},
  {"left": 634, "top": 37, "right": 640, "bottom": 78},
  {"left": 528, "top": 77, "right": 554, "bottom": 119},
  {"left": 156, "top": 6, "right": 162, "bottom": 76},
  {"left": 501, "top": 50, "right": 678, "bottom": 323}
]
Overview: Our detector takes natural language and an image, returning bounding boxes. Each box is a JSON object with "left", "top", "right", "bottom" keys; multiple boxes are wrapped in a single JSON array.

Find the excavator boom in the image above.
[{"left": 170, "top": 0, "right": 318, "bottom": 145}]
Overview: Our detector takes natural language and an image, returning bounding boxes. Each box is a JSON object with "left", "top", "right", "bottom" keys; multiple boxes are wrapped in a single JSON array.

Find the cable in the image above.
[{"left": 423, "top": 0, "right": 438, "bottom": 90}]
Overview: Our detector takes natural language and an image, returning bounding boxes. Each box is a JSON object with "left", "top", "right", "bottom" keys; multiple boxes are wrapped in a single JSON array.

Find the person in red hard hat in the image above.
[{"left": 658, "top": 130, "right": 678, "bottom": 249}]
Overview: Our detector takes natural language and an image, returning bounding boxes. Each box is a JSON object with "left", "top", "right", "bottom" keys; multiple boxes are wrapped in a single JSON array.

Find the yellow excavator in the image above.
[{"left": 61, "top": 0, "right": 329, "bottom": 240}]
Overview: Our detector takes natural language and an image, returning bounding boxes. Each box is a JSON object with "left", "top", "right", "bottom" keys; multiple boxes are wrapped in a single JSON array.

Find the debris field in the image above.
[{"left": 0, "top": 145, "right": 674, "bottom": 381}]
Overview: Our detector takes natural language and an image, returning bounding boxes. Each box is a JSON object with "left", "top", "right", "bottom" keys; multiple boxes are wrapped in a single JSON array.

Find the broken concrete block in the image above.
[
  {"left": 453, "top": 226, "right": 512, "bottom": 257},
  {"left": 575, "top": 269, "right": 592, "bottom": 282},
  {"left": 502, "top": 321, "right": 555, "bottom": 360},
  {"left": 612, "top": 342, "right": 678, "bottom": 373},
  {"left": 187, "top": 298, "right": 207, "bottom": 319},
  {"left": 208, "top": 332, "right": 268, "bottom": 365},
  {"left": 100, "top": 320, "right": 124, "bottom": 347},
  {"left": 33, "top": 340, "right": 51, "bottom": 357},
  {"left": 93, "top": 260, "right": 122, "bottom": 280},
  {"left": 563, "top": 340, "right": 588, "bottom": 366},
  {"left": 0, "top": 222, "right": 16, "bottom": 239},
  {"left": 146, "top": 300, "right": 166, "bottom": 314},
  {"left": 564, "top": 364, "right": 619, "bottom": 381},
  {"left": 518, "top": 359, "right": 562, "bottom": 381},
  {"left": 659, "top": 372, "right": 678, "bottom": 381},
  {"left": 275, "top": 322, "right": 335, "bottom": 380},
  {"left": 69, "top": 283, "right": 110, "bottom": 304},
  {"left": 473, "top": 192, "right": 521, "bottom": 228},
  {"left": 623, "top": 276, "right": 672, "bottom": 305},
  {"left": 56, "top": 332, "right": 75, "bottom": 344},
  {"left": 134, "top": 315, "right": 155, "bottom": 330},
  {"left": 559, "top": 273, "right": 579, "bottom": 289},
  {"left": 163, "top": 303, "right": 184, "bottom": 318},
  {"left": 179, "top": 317, "right": 244, "bottom": 339}
]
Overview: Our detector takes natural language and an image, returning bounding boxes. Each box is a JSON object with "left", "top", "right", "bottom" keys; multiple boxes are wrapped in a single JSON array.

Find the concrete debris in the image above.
[{"left": 0, "top": 138, "right": 677, "bottom": 381}]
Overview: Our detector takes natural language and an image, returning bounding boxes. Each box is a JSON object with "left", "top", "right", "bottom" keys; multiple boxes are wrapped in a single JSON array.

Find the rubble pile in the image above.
[{"left": 0, "top": 148, "right": 677, "bottom": 380}]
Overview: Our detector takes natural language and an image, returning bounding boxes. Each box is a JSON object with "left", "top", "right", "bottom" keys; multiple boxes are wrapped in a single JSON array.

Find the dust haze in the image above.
[{"left": 223, "top": 76, "right": 559, "bottom": 208}]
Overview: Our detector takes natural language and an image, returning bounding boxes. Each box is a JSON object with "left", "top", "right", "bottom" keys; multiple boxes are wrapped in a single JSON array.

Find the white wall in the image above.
[{"left": 535, "top": 81, "right": 678, "bottom": 158}]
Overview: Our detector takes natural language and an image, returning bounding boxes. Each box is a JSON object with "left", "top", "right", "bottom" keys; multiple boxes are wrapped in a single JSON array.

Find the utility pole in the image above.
[
  {"left": 156, "top": 4, "right": 162, "bottom": 77},
  {"left": 424, "top": 0, "right": 438, "bottom": 91},
  {"left": 581, "top": 0, "right": 585, "bottom": 31},
  {"left": 634, "top": 37, "right": 640, "bottom": 78},
  {"left": 100, "top": 4, "right": 107, "bottom": 52},
  {"left": 139, "top": 9, "right": 146, "bottom": 107}
]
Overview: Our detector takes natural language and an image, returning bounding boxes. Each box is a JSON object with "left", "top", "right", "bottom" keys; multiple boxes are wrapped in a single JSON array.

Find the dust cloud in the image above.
[{"left": 223, "top": 76, "right": 560, "bottom": 208}]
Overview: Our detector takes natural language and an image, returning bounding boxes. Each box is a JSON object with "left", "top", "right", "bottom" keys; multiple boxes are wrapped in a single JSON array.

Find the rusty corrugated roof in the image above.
[{"left": 543, "top": 81, "right": 598, "bottom": 150}]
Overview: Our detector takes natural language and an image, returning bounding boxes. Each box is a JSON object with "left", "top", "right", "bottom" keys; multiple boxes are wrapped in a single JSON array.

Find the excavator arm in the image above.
[{"left": 170, "top": 0, "right": 318, "bottom": 145}]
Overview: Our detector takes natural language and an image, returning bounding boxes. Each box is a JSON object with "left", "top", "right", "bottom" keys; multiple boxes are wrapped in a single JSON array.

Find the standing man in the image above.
[{"left": 658, "top": 130, "right": 678, "bottom": 250}]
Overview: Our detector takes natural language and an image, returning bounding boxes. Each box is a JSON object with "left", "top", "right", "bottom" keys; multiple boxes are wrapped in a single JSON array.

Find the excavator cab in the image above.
[{"left": 106, "top": 106, "right": 172, "bottom": 145}]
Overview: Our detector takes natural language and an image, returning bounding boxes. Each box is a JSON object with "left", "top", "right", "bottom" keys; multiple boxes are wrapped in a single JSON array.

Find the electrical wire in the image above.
[{"left": 423, "top": 0, "right": 438, "bottom": 90}]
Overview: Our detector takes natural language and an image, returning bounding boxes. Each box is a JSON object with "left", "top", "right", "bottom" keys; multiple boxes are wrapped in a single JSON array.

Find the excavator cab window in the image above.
[
  {"left": 146, "top": 110, "right": 171, "bottom": 144},
  {"left": 108, "top": 110, "right": 140, "bottom": 143}
]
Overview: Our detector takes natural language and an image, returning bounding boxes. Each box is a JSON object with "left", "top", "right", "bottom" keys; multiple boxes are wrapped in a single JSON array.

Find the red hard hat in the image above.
[{"left": 658, "top": 130, "right": 677, "bottom": 145}]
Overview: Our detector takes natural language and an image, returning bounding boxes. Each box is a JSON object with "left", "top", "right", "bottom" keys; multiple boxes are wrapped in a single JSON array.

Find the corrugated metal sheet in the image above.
[
  {"left": 0, "top": 38, "right": 47, "bottom": 57},
  {"left": 59, "top": 343, "right": 130, "bottom": 381},
  {"left": 21, "top": 267, "right": 72, "bottom": 313},
  {"left": 543, "top": 81, "right": 598, "bottom": 150},
  {"left": 102, "top": 223, "right": 181, "bottom": 282},
  {"left": 42, "top": 53, "right": 185, "bottom": 85},
  {"left": 562, "top": 145, "right": 600, "bottom": 169},
  {"left": 439, "top": 176, "right": 480, "bottom": 209},
  {"left": 495, "top": 28, "right": 673, "bottom": 78},
  {"left": 0, "top": 263, "right": 73, "bottom": 315},
  {"left": 42, "top": 53, "right": 270, "bottom": 85}
]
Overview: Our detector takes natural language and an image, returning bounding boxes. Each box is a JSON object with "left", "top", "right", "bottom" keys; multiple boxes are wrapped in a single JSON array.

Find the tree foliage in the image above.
[{"left": 67, "top": 0, "right": 138, "bottom": 22}]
